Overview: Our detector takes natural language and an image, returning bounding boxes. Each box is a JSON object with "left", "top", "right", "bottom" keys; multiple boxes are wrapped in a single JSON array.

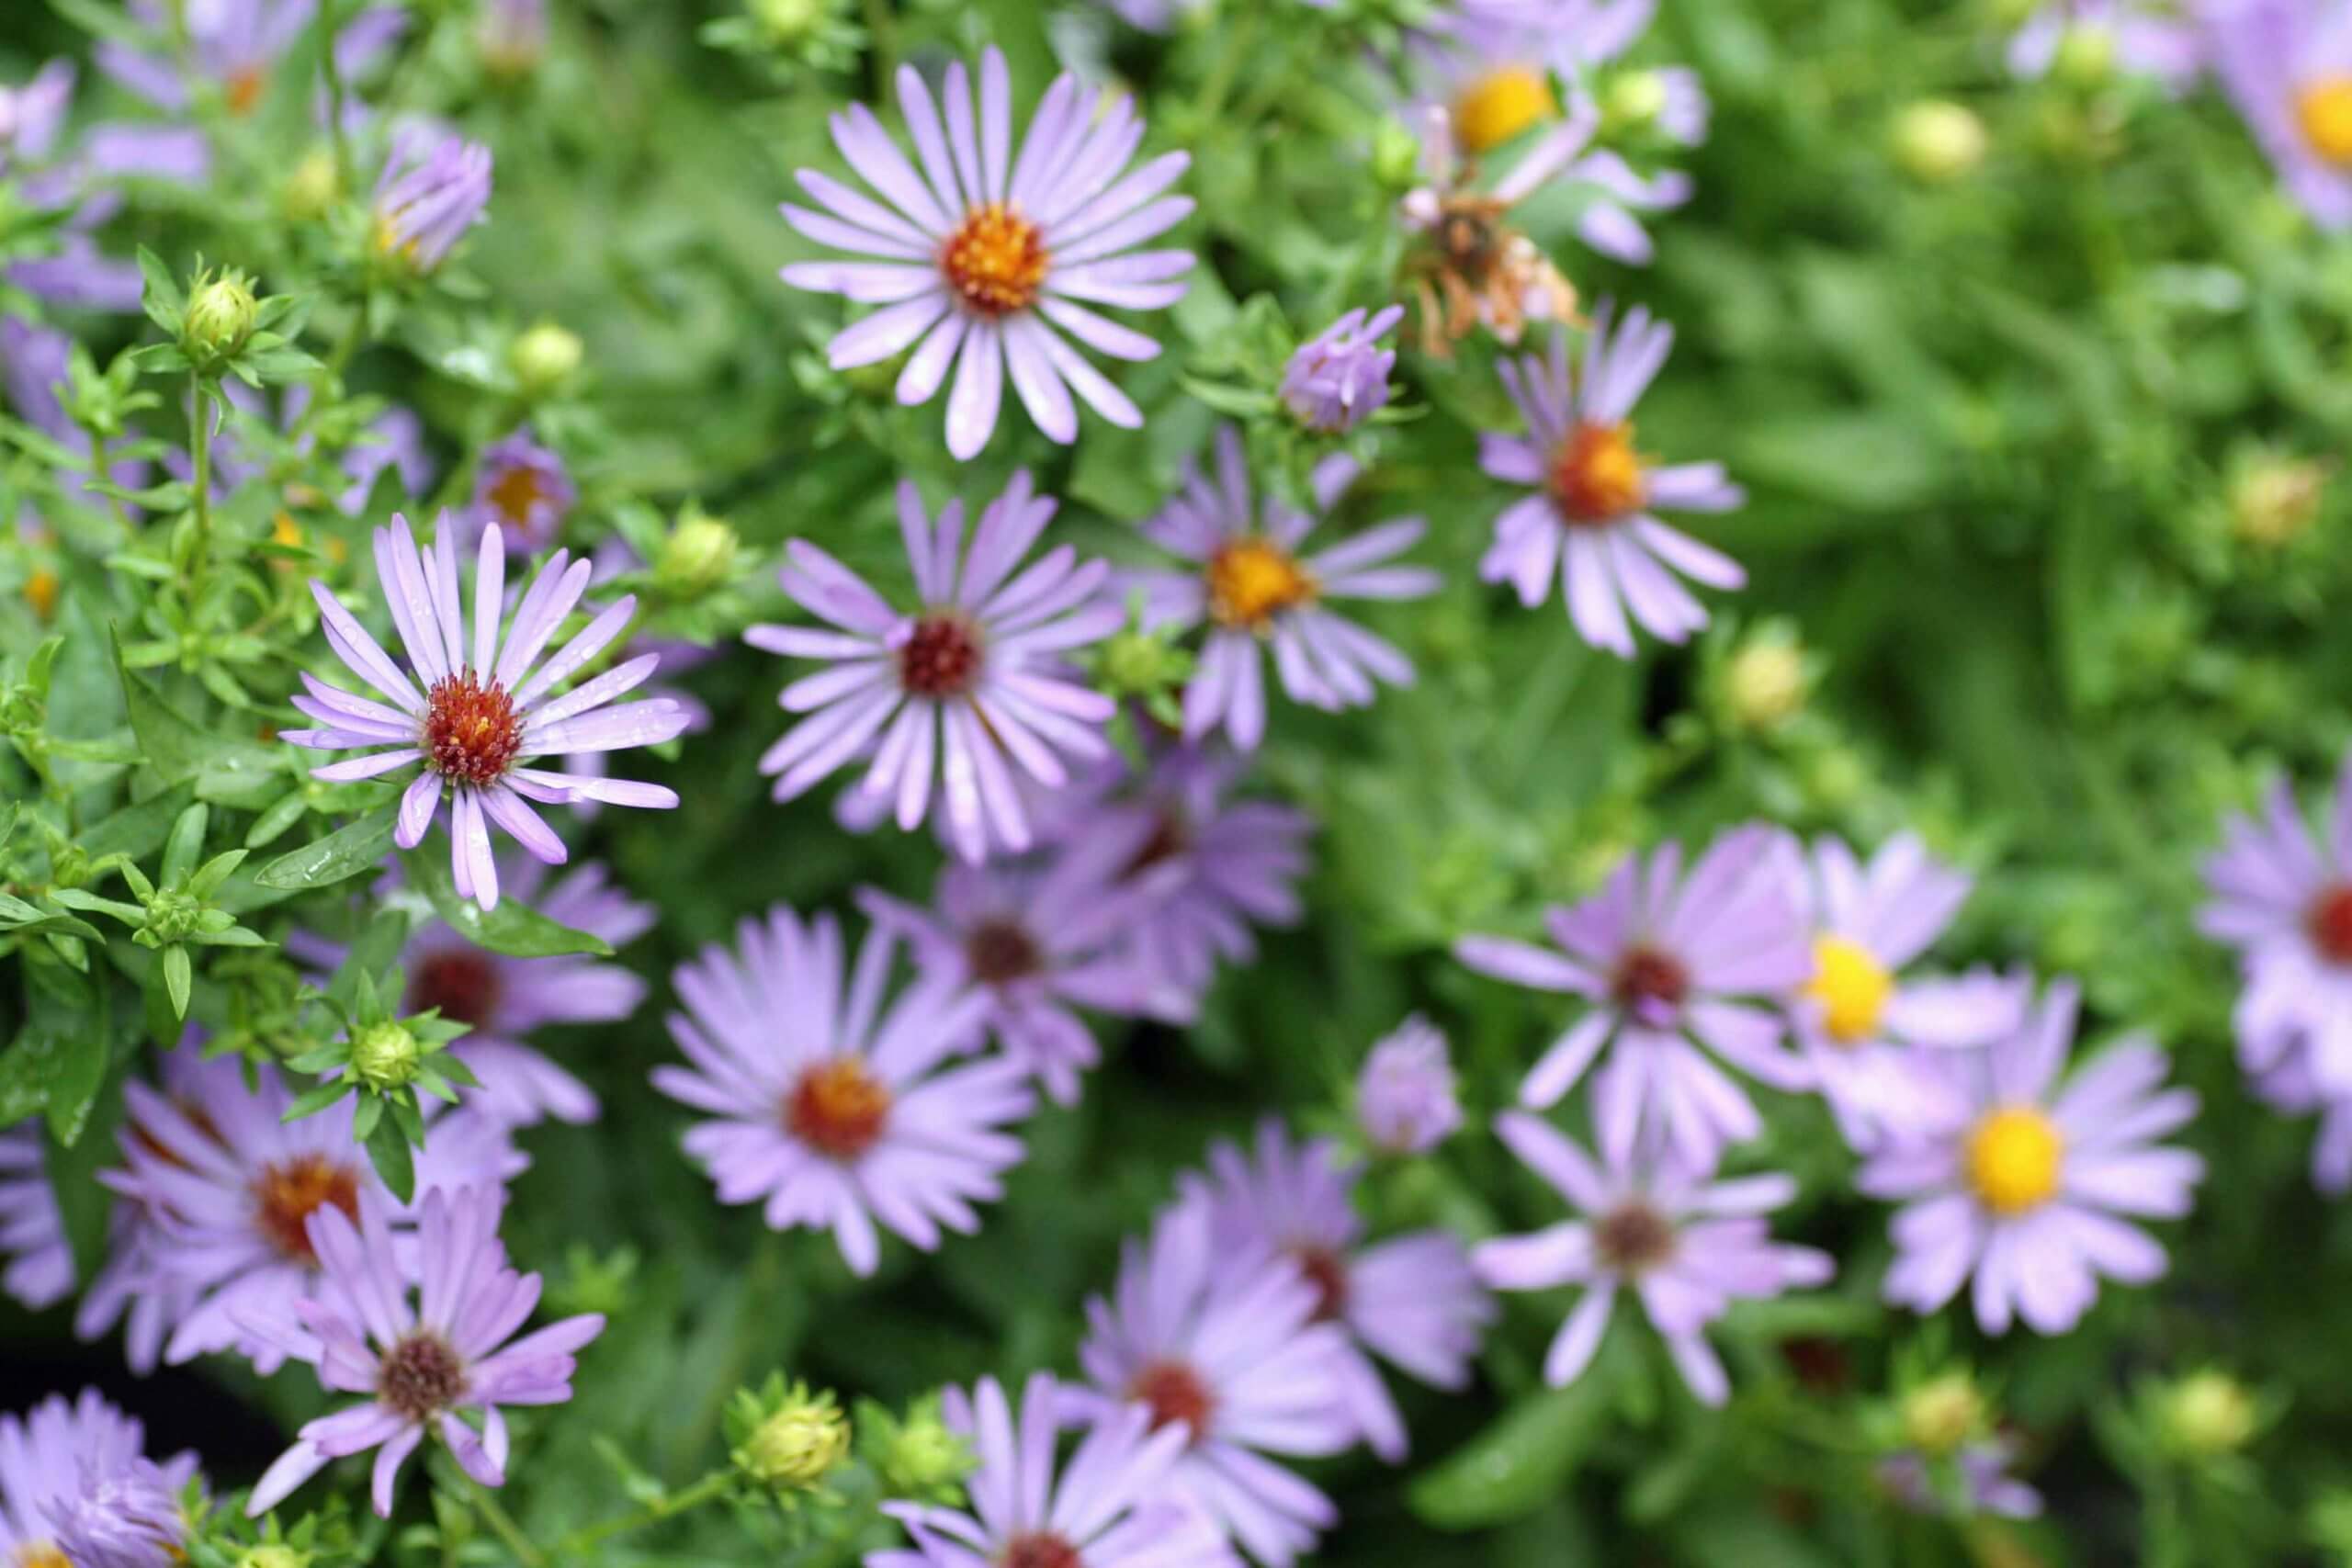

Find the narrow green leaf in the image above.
[
  {"left": 134, "top": 244, "right": 186, "bottom": 332},
  {"left": 162, "top": 803, "right": 209, "bottom": 886},
  {"left": 162, "top": 943, "right": 192, "bottom": 1020},
  {"left": 365, "top": 1116, "right": 414, "bottom": 1203},
  {"left": 281, "top": 1078, "right": 352, "bottom": 1122},
  {"left": 401, "top": 846, "right": 615, "bottom": 958},
  {"left": 110, "top": 629, "right": 278, "bottom": 802},
  {"left": 255, "top": 802, "right": 399, "bottom": 890},
  {"left": 79, "top": 784, "right": 196, "bottom": 864}
]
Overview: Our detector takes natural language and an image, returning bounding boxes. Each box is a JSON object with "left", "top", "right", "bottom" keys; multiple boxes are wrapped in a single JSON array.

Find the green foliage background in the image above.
[{"left": 3, "top": 0, "right": 2351, "bottom": 1562}]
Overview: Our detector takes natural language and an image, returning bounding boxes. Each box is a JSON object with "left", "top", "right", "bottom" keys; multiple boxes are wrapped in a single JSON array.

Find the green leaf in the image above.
[
  {"left": 243, "top": 789, "right": 311, "bottom": 850},
  {"left": 401, "top": 846, "right": 615, "bottom": 958},
  {"left": 162, "top": 803, "right": 209, "bottom": 886},
  {"left": 255, "top": 802, "right": 399, "bottom": 890},
  {"left": 48, "top": 1060, "right": 126, "bottom": 1286},
  {"left": 110, "top": 630, "right": 279, "bottom": 804},
  {"left": 281, "top": 1077, "right": 352, "bottom": 1122},
  {"left": 79, "top": 784, "right": 197, "bottom": 863},
  {"left": 1407, "top": 1358, "right": 1622, "bottom": 1530},
  {"left": 329, "top": 907, "right": 415, "bottom": 1010},
  {"left": 162, "top": 943, "right": 192, "bottom": 1020},
  {"left": 134, "top": 245, "right": 186, "bottom": 333},
  {"left": 365, "top": 1115, "right": 415, "bottom": 1203}
]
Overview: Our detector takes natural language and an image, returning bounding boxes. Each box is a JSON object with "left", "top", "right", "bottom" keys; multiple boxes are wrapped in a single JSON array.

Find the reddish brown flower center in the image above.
[
  {"left": 377, "top": 1330, "right": 469, "bottom": 1421},
  {"left": 253, "top": 1153, "right": 362, "bottom": 1262},
  {"left": 1549, "top": 422, "right": 1647, "bottom": 525},
  {"left": 1128, "top": 1359, "right": 1215, "bottom": 1442},
  {"left": 485, "top": 463, "right": 556, "bottom": 531},
  {"left": 899, "top": 613, "right": 985, "bottom": 699},
  {"left": 407, "top": 948, "right": 502, "bottom": 1030},
  {"left": 424, "top": 670, "right": 524, "bottom": 786},
  {"left": 1611, "top": 944, "right": 1688, "bottom": 1014},
  {"left": 786, "top": 1057, "right": 892, "bottom": 1159},
  {"left": 2311, "top": 886, "right": 2352, "bottom": 964},
  {"left": 1593, "top": 1200, "right": 1677, "bottom": 1274},
  {"left": 1290, "top": 1244, "right": 1351, "bottom": 1322},
  {"left": 998, "top": 1534, "right": 1084, "bottom": 1568},
  {"left": 1125, "top": 810, "right": 1192, "bottom": 875},
  {"left": 941, "top": 203, "right": 1050, "bottom": 317},
  {"left": 965, "top": 917, "right": 1045, "bottom": 987},
  {"left": 226, "top": 66, "right": 266, "bottom": 117}
]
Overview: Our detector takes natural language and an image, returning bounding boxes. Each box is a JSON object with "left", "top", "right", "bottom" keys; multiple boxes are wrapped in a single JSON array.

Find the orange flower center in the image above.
[
  {"left": 226, "top": 66, "right": 266, "bottom": 117},
  {"left": 941, "top": 203, "right": 1049, "bottom": 317},
  {"left": 2299, "top": 74, "right": 2352, "bottom": 166},
  {"left": 253, "top": 1153, "right": 362, "bottom": 1262},
  {"left": 786, "top": 1057, "right": 891, "bottom": 1159},
  {"left": 1205, "top": 539, "right": 1316, "bottom": 631},
  {"left": 14, "top": 1545, "right": 70, "bottom": 1568},
  {"left": 898, "top": 612, "right": 984, "bottom": 698},
  {"left": 1549, "top": 422, "right": 1647, "bottom": 525},
  {"left": 1128, "top": 1359, "right": 1216, "bottom": 1442},
  {"left": 24, "top": 568, "right": 57, "bottom": 621},
  {"left": 485, "top": 463, "right": 557, "bottom": 532},
  {"left": 424, "top": 670, "right": 524, "bottom": 786},
  {"left": 2311, "top": 886, "right": 2352, "bottom": 964}
]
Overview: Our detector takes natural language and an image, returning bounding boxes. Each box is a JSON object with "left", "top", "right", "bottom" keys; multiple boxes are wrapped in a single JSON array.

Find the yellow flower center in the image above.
[
  {"left": 1453, "top": 64, "right": 1558, "bottom": 155},
  {"left": 1965, "top": 1106, "right": 2064, "bottom": 1215},
  {"left": 1549, "top": 422, "right": 1648, "bottom": 525},
  {"left": 1205, "top": 539, "right": 1317, "bottom": 630},
  {"left": 15, "top": 1546, "right": 70, "bottom": 1568},
  {"left": 2299, "top": 74, "right": 2352, "bottom": 166},
  {"left": 24, "top": 568, "right": 57, "bottom": 622},
  {"left": 1805, "top": 935, "right": 1893, "bottom": 1044},
  {"left": 940, "top": 202, "right": 1050, "bottom": 317}
]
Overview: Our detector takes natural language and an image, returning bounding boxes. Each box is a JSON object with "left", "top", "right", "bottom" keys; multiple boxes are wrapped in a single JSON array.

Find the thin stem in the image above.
[
  {"left": 862, "top": 0, "right": 899, "bottom": 88},
  {"left": 1193, "top": 7, "right": 1261, "bottom": 122},
  {"left": 550, "top": 1470, "right": 733, "bottom": 1556},
  {"left": 468, "top": 1476, "right": 548, "bottom": 1568},
  {"left": 188, "top": 375, "right": 214, "bottom": 595}
]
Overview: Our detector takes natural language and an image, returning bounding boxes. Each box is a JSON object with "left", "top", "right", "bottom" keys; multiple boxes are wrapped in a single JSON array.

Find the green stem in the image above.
[
  {"left": 468, "top": 1476, "right": 548, "bottom": 1568},
  {"left": 862, "top": 0, "right": 899, "bottom": 86},
  {"left": 188, "top": 375, "right": 214, "bottom": 596},
  {"left": 550, "top": 1470, "right": 734, "bottom": 1557}
]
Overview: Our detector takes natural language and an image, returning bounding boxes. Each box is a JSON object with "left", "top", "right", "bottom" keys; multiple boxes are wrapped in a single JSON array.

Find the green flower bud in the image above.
[
  {"left": 1603, "top": 70, "right": 1669, "bottom": 133},
  {"left": 283, "top": 149, "right": 341, "bottom": 220},
  {"left": 1892, "top": 101, "right": 1988, "bottom": 184},
  {"left": 2231, "top": 455, "right": 2325, "bottom": 547},
  {"left": 1901, "top": 1373, "right": 1987, "bottom": 1458},
  {"left": 1724, "top": 638, "right": 1808, "bottom": 732},
  {"left": 143, "top": 888, "right": 205, "bottom": 945},
  {"left": 733, "top": 1390, "right": 850, "bottom": 1493},
  {"left": 351, "top": 1021, "right": 423, "bottom": 1090},
  {"left": 657, "top": 513, "right": 741, "bottom": 596},
  {"left": 237, "top": 1546, "right": 312, "bottom": 1568},
  {"left": 1371, "top": 118, "right": 1422, "bottom": 193},
  {"left": 184, "top": 273, "right": 259, "bottom": 367},
  {"left": 876, "top": 1401, "right": 974, "bottom": 1501},
  {"left": 2052, "top": 23, "right": 2116, "bottom": 88},
  {"left": 752, "top": 0, "right": 824, "bottom": 42},
  {"left": 2162, "top": 1371, "right": 2257, "bottom": 1457},
  {"left": 1099, "top": 627, "right": 1187, "bottom": 700},
  {"left": 510, "top": 321, "right": 584, "bottom": 397}
]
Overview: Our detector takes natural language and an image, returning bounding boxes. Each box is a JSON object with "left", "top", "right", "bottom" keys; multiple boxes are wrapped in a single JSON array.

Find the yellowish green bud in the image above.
[
  {"left": 657, "top": 512, "right": 741, "bottom": 596},
  {"left": 237, "top": 1546, "right": 311, "bottom": 1568},
  {"left": 752, "top": 0, "right": 824, "bottom": 41},
  {"left": 184, "top": 273, "right": 259, "bottom": 367},
  {"left": 1371, "top": 118, "right": 1422, "bottom": 192},
  {"left": 2162, "top": 1371, "right": 2257, "bottom": 1456},
  {"left": 877, "top": 1403, "right": 972, "bottom": 1499},
  {"left": 1725, "top": 639, "right": 1807, "bottom": 731},
  {"left": 2231, "top": 456, "right": 2325, "bottom": 547},
  {"left": 351, "top": 1021, "right": 423, "bottom": 1090},
  {"left": 1604, "top": 70, "right": 1669, "bottom": 132},
  {"left": 1901, "top": 1372, "right": 1987, "bottom": 1457},
  {"left": 1893, "top": 101, "right": 1989, "bottom": 184},
  {"left": 734, "top": 1394, "right": 850, "bottom": 1492},
  {"left": 510, "top": 321, "right": 584, "bottom": 397},
  {"left": 283, "top": 149, "right": 341, "bottom": 220},
  {"left": 2052, "top": 24, "right": 2116, "bottom": 87}
]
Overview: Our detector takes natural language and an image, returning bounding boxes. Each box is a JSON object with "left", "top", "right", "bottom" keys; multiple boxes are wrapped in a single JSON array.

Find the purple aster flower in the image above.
[
  {"left": 1182, "top": 1122, "right": 1494, "bottom": 1462},
  {"left": 463, "top": 429, "right": 573, "bottom": 558},
  {"left": 778, "top": 46, "right": 1194, "bottom": 460},
  {"left": 0, "top": 1128, "right": 71, "bottom": 1311},
  {"left": 1058, "top": 742, "right": 1313, "bottom": 1007},
  {"left": 871, "top": 1371, "right": 1238, "bottom": 1568},
  {"left": 1069, "top": 1201, "right": 1356, "bottom": 1568},
  {"left": 1859, "top": 979, "right": 2202, "bottom": 1336},
  {"left": 242, "top": 1185, "right": 605, "bottom": 1519},
  {"left": 47, "top": 1457, "right": 192, "bottom": 1568},
  {"left": 1357, "top": 1014, "right": 1464, "bottom": 1156},
  {"left": 2245, "top": 1042, "right": 2352, "bottom": 1193},
  {"left": 2007, "top": 1, "right": 2202, "bottom": 88},
  {"left": 372, "top": 126, "right": 493, "bottom": 274},
  {"left": 93, "top": 1044, "right": 523, "bottom": 1371},
  {"left": 99, "top": 0, "right": 403, "bottom": 120},
  {"left": 1132, "top": 425, "right": 1437, "bottom": 750},
  {"left": 862, "top": 836, "right": 1188, "bottom": 1107},
  {"left": 747, "top": 471, "right": 1120, "bottom": 863},
  {"left": 0, "top": 62, "right": 74, "bottom": 179},
  {"left": 2208, "top": 0, "right": 2352, "bottom": 229},
  {"left": 0, "top": 1391, "right": 198, "bottom": 1568},
  {"left": 1280, "top": 306, "right": 1404, "bottom": 434},
  {"left": 290, "top": 857, "right": 652, "bottom": 1126},
  {"left": 1475, "top": 1111, "right": 1832, "bottom": 1404},
  {"left": 1777, "top": 832, "right": 2026, "bottom": 1152},
  {"left": 1877, "top": 1440, "right": 2043, "bottom": 1520},
  {"left": 286, "top": 513, "right": 689, "bottom": 911},
  {"left": 2199, "top": 752, "right": 2352, "bottom": 1091},
  {"left": 652, "top": 906, "right": 1033, "bottom": 1276},
  {"left": 1455, "top": 825, "right": 1812, "bottom": 1169},
  {"left": 1479, "top": 310, "right": 1746, "bottom": 657}
]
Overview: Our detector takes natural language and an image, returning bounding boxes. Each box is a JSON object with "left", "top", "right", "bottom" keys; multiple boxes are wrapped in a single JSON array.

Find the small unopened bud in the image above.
[
  {"left": 184, "top": 273, "right": 259, "bottom": 367},
  {"left": 2052, "top": 24, "right": 2116, "bottom": 88},
  {"left": 876, "top": 1400, "right": 972, "bottom": 1501},
  {"left": 283, "top": 149, "right": 341, "bottom": 220},
  {"left": 1893, "top": 101, "right": 1988, "bottom": 183},
  {"left": 2162, "top": 1371, "right": 2257, "bottom": 1457},
  {"left": 657, "top": 513, "right": 740, "bottom": 596},
  {"left": 1604, "top": 70, "right": 1669, "bottom": 132},
  {"left": 1724, "top": 639, "right": 1807, "bottom": 731},
  {"left": 1901, "top": 1373, "right": 1986, "bottom": 1457},
  {"left": 510, "top": 321, "right": 583, "bottom": 397},
  {"left": 1100, "top": 627, "right": 1188, "bottom": 701},
  {"left": 734, "top": 1393, "right": 849, "bottom": 1493},
  {"left": 237, "top": 1547, "right": 311, "bottom": 1568},
  {"left": 1371, "top": 118, "right": 1421, "bottom": 192},
  {"left": 143, "top": 888, "right": 204, "bottom": 944},
  {"left": 752, "top": 0, "right": 823, "bottom": 41},
  {"left": 351, "top": 1021, "right": 423, "bottom": 1090},
  {"left": 2231, "top": 456, "right": 2325, "bottom": 547}
]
